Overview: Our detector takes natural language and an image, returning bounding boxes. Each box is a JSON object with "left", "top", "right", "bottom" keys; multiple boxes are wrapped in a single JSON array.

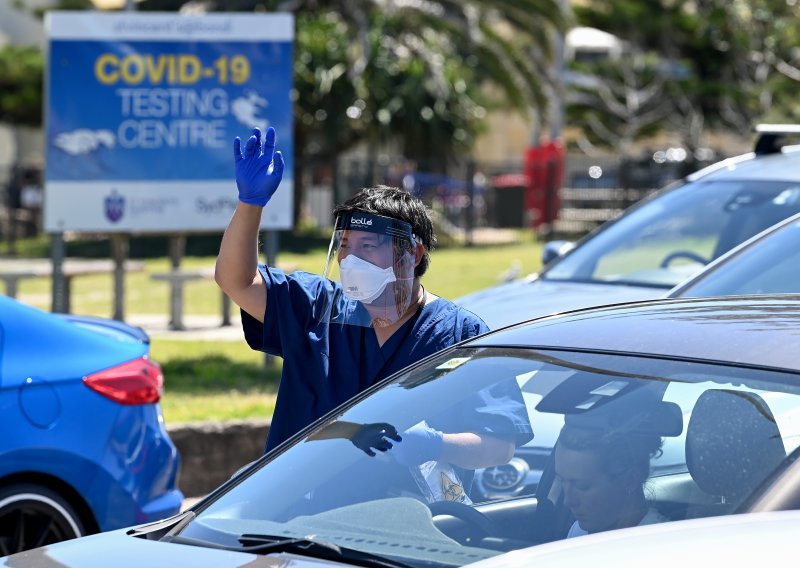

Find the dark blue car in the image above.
[
  {"left": 6, "top": 294, "right": 800, "bottom": 567},
  {"left": 0, "top": 296, "right": 183, "bottom": 555}
]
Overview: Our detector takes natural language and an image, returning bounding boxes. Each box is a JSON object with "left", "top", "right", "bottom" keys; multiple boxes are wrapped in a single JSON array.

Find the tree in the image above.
[
  {"left": 141, "top": 0, "right": 568, "bottom": 162},
  {"left": 571, "top": 0, "right": 800, "bottom": 153},
  {"left": 0, "top": 45, "right": 44, "bottom": 127},
  {"left": 293, "top": 10, "right": 486, "bottom": 167},
  {"left": 138, "top": 0, "right": 567, "bottom": 219},
  {"left": 568, "top": 53, "right": 677, "bottom": 156}
]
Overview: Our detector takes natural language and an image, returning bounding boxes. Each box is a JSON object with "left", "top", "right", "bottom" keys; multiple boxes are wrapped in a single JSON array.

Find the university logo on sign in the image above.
[{"left": 105, "top": 190, "right": 125, "bottom": 223}]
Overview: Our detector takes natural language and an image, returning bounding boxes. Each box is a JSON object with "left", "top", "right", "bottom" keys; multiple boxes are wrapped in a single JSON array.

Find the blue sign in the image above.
[{"left": 45, "top": 13, "right": 294, "bottom": 232}]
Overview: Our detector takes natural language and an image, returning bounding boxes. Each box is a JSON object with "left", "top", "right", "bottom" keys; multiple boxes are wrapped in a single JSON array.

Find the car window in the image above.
[
  {"left": 545, "top": 180, "right": 800, "bottom": 288},
  {"left": 178, "top": 348, "right": 800, "bottom": 567},
  {"left": 679, "top": 220, "right": 800, "bottom": 297}
]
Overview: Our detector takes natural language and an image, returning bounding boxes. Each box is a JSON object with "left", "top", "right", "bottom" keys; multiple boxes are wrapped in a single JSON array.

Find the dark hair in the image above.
[
  {"left": 557, "top": 425, "right": 663, "bottom": 487},
  {"left": 333, "top": 185, "right": 437, "bottom": 277}
]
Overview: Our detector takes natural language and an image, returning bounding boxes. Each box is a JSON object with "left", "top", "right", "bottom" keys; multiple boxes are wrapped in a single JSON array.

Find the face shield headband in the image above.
[{"left": 322, "top": 212, "right": 418, "bottom": 328}]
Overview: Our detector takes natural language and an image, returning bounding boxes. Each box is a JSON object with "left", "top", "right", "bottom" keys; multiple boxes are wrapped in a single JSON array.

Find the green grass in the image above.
[
  {"left": 9, "top": 232, "right": 543, "bottom": 424},
  {"left": 15, "top": 236, "right": 541, "bottom": 316},
  {"left": 152, "top": 340, "right": 282, "bottom": 423}
]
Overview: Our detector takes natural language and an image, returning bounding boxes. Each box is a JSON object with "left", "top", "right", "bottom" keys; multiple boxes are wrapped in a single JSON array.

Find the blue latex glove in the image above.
[
  {"left": 233, "top": 126, "right": 284, "bottom": 206},
  {"left": 389, "top": 422, "right": 444, "bottom": 466}
]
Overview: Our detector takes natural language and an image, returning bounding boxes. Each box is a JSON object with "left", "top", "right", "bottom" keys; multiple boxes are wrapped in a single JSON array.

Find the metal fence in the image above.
[
  {"left": 0, "top": 153, "right": 710, "bottom": 252},
  {"left": 303, "top": 152, "right": 707, "bottom": 241}
]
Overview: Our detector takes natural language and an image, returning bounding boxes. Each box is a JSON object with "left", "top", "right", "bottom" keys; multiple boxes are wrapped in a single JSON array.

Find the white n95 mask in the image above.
[
  {"left": 339, "top": 254, "right": 397, "bottom": 304},
  {"left": 321, "top": 211, "right": 417, "bottom": 327}
]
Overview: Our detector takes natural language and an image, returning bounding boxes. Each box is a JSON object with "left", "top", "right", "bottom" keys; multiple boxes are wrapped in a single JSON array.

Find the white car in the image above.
[{"left": 457, "top": 125, "right": 800, "bottom": 329}]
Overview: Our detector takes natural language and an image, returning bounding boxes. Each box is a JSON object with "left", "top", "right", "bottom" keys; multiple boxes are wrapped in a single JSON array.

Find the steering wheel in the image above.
[
  {"left": 659, "top": 250, "right": 708, "bottom": 268},
  {"left": 428, "top": 501, "right": 497, "bottom": 544}
]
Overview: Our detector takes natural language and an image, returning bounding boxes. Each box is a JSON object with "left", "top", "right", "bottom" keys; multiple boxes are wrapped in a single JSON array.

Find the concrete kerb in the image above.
[
  {"left": 131, "top": 315, "right": 266, "bottom": 499},
  {"left": 168, "top": 419, "right": 270, "bottom": 498}
]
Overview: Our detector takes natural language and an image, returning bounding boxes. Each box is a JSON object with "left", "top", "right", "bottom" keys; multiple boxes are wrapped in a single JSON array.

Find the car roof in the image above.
[
  {"left": 467, "top": 294, "right": 800, "bottom": 373},
  {"left": 689, "top": 146, "right": 800, "bottom": 182}
]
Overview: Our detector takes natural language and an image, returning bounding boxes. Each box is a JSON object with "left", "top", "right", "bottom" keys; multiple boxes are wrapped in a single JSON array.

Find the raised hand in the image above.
[{"left": 233, "top": 126, "right": 285, "bottom": 206}]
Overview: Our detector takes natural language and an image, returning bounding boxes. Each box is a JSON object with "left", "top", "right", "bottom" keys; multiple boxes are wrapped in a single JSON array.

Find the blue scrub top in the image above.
[{"left": 242, "top": 266, "right": 526, "bottom": 453}]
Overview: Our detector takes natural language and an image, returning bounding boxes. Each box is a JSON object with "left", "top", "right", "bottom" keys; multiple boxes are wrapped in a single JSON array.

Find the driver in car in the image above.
[{"left": 555, "top": 421, "right": 667, "bottom": 537}]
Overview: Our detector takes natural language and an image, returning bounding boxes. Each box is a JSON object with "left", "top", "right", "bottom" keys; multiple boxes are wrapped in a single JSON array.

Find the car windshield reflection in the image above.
[
  {"left": 679, "top": 219, "right": 800, "bottom": 297},
  {"left": 175, "top": 347, "right": 800, "bottom": 567},
  {"left": 543, "top": 180, "right": 800, "bottom": 288}
]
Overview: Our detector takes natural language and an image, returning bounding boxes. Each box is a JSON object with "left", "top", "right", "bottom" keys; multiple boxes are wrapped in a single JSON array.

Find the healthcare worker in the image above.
[{"left": 216, "top": 127, "right": 531, "bottom": 476}]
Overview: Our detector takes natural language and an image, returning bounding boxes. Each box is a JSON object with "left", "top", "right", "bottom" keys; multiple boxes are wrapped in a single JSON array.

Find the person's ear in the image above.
[{"left": 413, "top": 243, "right": 425, "bottom": 268}]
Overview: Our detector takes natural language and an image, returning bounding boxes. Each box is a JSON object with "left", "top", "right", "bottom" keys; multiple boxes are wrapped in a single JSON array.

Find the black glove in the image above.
[{"left": 349, "top": 423, "right": 402, "bottom": 457}]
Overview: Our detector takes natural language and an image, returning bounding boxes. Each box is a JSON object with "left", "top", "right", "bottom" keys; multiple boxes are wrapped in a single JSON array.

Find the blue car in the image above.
[{"left": 0, "top": 296, "right": 183, "bottom": 555}]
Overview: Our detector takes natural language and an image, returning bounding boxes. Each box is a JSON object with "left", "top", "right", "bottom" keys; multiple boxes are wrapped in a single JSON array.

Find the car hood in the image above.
[
  {"left": 466, "top": 510, "right": 800, "bottom": 568},
  {"left": 455, "top": 276, "right": 666, "bottom": 329},
  {"left": 0, "top": 527, "right": 351, "bottom": 568}
]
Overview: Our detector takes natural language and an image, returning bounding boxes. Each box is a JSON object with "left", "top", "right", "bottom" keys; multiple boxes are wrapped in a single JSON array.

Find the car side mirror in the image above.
[{"left": 542, "top": 240, "right": 575, "bottom": 266}]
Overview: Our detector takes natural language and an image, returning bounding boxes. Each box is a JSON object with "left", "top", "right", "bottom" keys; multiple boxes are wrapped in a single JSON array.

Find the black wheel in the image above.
[
  {"left": 0, "top": 483, "right": 86, "bottom": 555},
  {"left": 429, "top": 500, "right": 497, "bottom": 544},
  {"left": 659, "top": 250, "right": 708, "bottom": 268}
]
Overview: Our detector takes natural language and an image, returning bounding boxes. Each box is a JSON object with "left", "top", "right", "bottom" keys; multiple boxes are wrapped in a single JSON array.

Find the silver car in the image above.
[
  {"left": 668, "top": 210, "right": 800, "bottom": 298},
  {"left": 457, "top": 125, "right": 800, "bottom": 329}
]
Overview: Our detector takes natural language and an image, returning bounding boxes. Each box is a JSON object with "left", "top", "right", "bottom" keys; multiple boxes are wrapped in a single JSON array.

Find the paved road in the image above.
[{"left": 127, "top": 314, "right": 244, "bottom": 342}]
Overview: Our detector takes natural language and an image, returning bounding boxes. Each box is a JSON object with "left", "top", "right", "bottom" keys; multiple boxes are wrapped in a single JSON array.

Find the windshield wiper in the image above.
[{"left": 239, "top": 534, "right": 415, "bottom": 568}]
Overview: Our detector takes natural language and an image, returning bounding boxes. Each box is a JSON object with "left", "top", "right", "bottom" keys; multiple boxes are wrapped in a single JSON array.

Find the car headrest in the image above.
[{"left": 686, "top": 389, "right": 786, "bottom": 501}]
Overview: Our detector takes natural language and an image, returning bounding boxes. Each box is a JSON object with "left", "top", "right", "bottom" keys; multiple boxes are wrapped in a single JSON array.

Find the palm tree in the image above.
[
  {"left": 286, "top": 0, "right": 568, "bottom": 212},
  {"left": 288, "top": 0, "right": 568, "bottom": 138},
  {"left": 139, "top": 0, "right": 568, "bottom": 217}
]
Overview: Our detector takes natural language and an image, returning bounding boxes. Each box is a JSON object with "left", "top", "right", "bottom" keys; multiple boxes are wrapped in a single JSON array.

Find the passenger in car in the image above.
[{"left": 554, "top": 423, "right": 668, "bottom": 538}]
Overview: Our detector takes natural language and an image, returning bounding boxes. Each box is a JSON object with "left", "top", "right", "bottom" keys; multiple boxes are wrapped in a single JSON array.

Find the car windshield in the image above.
[
  {"left": 543, "top": 179, "right": 800, "bottom": 288},
  {"left": 177, "top": 347, "right": 800, "bottom": 567},
  {"left": 678, "top": 219, "right": 800, "bottom": 297}
]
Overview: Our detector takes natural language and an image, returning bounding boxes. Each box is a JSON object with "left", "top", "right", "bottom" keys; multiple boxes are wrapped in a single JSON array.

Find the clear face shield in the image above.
[{"left": 321, "top": 212, "right": 418, "bottom": 328}]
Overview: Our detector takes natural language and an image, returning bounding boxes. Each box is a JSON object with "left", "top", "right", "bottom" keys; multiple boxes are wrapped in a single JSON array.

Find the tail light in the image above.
[{"left": 83, "top": 357, "right": 164, "bottom": 405}]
